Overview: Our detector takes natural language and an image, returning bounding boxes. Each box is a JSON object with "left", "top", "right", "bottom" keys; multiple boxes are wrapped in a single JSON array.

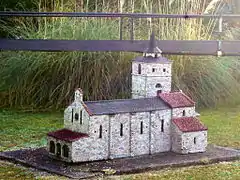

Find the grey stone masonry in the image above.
[
  {"left": 109, "top": 113, "right": 130, "bottom": 159},
  {"left": 172, "top": 107, "right": 196, "bottom": 118},
  {"left": 64, "top": 102, "right": 90, "bottom": 134},
  {"left": 131, "top": 60, "right": 172, "bottom": 98},
  {"left": 150, "top": 109, "right": 172, "bottom": 154},
  {"left": 130, "top": 112, "right": 150, "bottom": 156},
  {"left": 64, "top": 89, "right": 90, "bottom": 134}
]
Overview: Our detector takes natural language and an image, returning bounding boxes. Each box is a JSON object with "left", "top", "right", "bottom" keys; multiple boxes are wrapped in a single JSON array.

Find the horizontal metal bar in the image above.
[
  {"left": 1, "top": 11, "right": 240, "bottom": 19},
  {"left": 1, "top": 39, "right": 239, "bottom": 56}
]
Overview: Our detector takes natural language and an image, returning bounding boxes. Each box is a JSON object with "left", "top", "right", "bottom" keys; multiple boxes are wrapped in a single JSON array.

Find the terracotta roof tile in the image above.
[
  {"left": 47, "top": 129, "right": 88, "bottom": 142},
  {"left": 159, "top": 92, "right": 195, "bottom": 108},
  {"left": 173, "top": 117, "right": 208, "bottom": 132}
]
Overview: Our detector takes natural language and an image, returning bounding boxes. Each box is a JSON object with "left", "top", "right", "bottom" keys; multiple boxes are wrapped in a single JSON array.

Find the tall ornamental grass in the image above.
[{"left": 0, "top": 0, "right": 240, "bottom": 109}]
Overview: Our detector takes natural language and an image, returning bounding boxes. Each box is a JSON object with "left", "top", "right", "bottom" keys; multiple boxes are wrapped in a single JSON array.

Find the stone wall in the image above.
[
  {"left": 131, "top": 61, "right": 172, "bottom": 98},
  {"left": 172, "top": 107, "right": 195, "bottom": 118},
  {"left": 145, "top": 76, "right": 171, "bottom": 96},
  {"left": 181, "top": 131, "right": 207, "bottom": 154},
  {"left": 69, "top": 109, "right": 176, "bottom": 162},
  {"left": 150, "top": 109, "right": 172, "bottom": 153},
  {"left": 71, "top": 115, "right": 109, "bottom": 162},
  {"left": 109, "top": 113, "right": 130, "bottom": 158},
  {"left": 171, "top": 123, "right": 183, "bottom": 153},
  {"left": 131, "top": 75, "right": 146, "bottom": 98},
  {"left": 64, "top": 102, "right": 90, "bottom": 133},
  {"left": 132, "top": 61, "right": 172, "bottom": 76},
  {"left": 130, "top": 112, "right": 150, "bottom": 156},
  {"left": 72, "top": 138, "right": 92, "bottom": 162}
]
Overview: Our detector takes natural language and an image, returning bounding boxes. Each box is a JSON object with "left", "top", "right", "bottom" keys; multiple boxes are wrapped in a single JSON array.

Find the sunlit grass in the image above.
[
  {"left": 0, "top": 110, "right": 62, "bottom": 152},
  {"left": 0, "top": 105, "right": 239, "bottom": 179},
  {"left": 201, "top": 105, "right": 240, "bottom": 148}
]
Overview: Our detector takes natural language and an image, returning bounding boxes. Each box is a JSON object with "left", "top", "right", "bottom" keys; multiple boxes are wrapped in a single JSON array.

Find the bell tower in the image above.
[{"left": 131, "top": 32, "right": 172, "bottom": 98}]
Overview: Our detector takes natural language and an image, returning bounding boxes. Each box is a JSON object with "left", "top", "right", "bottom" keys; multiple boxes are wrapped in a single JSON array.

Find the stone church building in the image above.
[{"left": 47, "top": 33, "right": 208, "bottom": 162}]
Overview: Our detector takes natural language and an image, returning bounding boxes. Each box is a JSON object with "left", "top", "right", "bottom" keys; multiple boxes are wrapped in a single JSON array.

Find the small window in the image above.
[
  {"left": 71, "top": 109, "right": 74, "bottom": 123},
  {"left": 138, "top": 64, "right": 141, "bottom": 74},
  {"left": 62, "top": 145, "right": 69, "bottom": 158},
  {"left": 75, "top": 113, "right": 79, "bottom": 121},
  {"left": 161, "top": 119, "right": 164, "bottom": 132},
  {"left": 120, "top": 123, "right": 123, "bottom": 136},
  {"left": 155, "top": 83, "right": 162, "bottom": 88},
  {"left": 56, "top": 143, "right": 61, "bottom": 157},
  {"left": 140, "top": 121, "right": 143, "bottom": 134},
  {"left": 49, "top": 141, "right": 55, "bottom": 153},
  {"left": 194, "top": 137, "right": 197, "bottom": 144},
  {"left": 183, "top": 110, "right": 186, "bottom": 116},
  {"left": 152, "top": 68, "right": 156, "bottom": 72},
  {"left": 80, "top": 111, "right": 83, "bottom": 124},
  {"left": 163, "top": 68, "right": 166, "bottom": 72},
  {"left": 99, "top": 125, "right": 102, "bottom": 138}
]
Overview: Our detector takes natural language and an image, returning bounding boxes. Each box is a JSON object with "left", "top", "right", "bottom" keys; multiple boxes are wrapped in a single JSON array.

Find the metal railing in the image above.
[{"left": 0, "top": 11, "right": 240, "bottom": 56}]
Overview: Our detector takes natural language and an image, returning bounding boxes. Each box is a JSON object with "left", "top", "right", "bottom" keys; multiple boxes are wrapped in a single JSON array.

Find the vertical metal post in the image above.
[
  {"left": 119, "top": 17, "right": 123, "bottom": 40},
  {"left": 130, "top": 18, "right": 134, "bottom": 42},
  {"left": 218, "top": 15, "right": 223, "bottom": 33}
]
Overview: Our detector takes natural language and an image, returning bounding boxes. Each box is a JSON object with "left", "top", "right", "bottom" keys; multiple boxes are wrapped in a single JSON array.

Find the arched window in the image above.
[
  {"left": 120, "top": 123, "right": 123, "bottom": 136},
  {"left": 75, "top": 113, "right": 79, "bottom": 121},
  {"left": 49, "top": 141, "right": 55, "bottom": 153},
  {"left": 155, "top": 83, "right": 162, "bottom": 88},
  {"left": 62, "top": 145, "right": 69, "bottom": 158},
  {"left": 138, "top": 64, "right": 141, "bottom": 74},
  {"left": 183, "top": 110, "right": 186, "bottom": 116},
  {"left": 99, "top": 125, "right": 102, "bottom": 138},
  {"left": 56, "top": 143, "right": 61, "bottom": 157}
]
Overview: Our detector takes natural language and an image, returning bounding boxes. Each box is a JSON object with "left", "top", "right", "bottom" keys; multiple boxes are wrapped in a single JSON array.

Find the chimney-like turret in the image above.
[{"left": 74, "top": 88, "right": 83, "bottom": 102}]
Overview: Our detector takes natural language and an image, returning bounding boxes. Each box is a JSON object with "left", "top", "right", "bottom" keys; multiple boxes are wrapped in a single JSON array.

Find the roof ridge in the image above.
[
  {"left": 84, "top": 97, "right": 159, "bottom": 104},
  {"left": 180, "top": 91, "right": 195, "bottom": 105}
]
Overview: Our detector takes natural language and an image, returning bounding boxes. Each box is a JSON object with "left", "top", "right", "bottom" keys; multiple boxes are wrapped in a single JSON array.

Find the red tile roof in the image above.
[
  {"left": 47, "top": 129, "right": 88, "bottom": 142},
  {"left": 172, "top": 117, "right": 208, "bottom": 132},
  {"left": 159, "top": 92, "right": 195, "bottom": 108}
]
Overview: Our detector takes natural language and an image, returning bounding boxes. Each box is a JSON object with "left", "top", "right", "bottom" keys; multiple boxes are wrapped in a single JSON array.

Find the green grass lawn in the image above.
[{"left": 0, "top": 106, "right": 239, "bottom": 179}]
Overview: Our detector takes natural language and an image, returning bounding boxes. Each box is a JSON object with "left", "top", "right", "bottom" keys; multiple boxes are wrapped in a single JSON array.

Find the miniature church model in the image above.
[{"left": 47, "top": 33, "right": 208, "bottom": 162}]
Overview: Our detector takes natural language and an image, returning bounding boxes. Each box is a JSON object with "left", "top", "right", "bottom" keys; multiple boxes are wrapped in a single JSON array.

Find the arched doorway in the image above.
[
  {"left": 56, "top": 143, "right": 61, "bottom": 157},
  {"left": 49, "top": 141, "right": 55, "bottom": 154},
  {"left": 62, "top": 145, "right": 69, "bottom": 158}
]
